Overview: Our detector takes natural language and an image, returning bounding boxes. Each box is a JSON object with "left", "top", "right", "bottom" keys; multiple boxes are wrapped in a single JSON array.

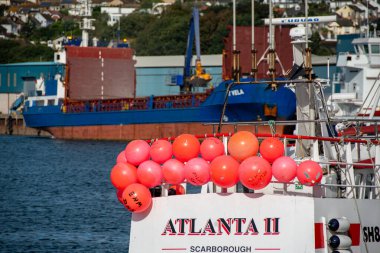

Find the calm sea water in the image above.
[{"left": 0, "top": 135, "right": 131, "bottom": 252}]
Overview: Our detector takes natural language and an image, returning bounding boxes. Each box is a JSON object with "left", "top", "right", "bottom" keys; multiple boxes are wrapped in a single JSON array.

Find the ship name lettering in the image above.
[
  {"left": 363, "top": 226, "right": 380, "bottom": 242},
  {"left": 229, "top": 89, "right": 244, "bottom": 96},
  {"left": 161, "top": 217, "right": 280, "bottom": 236},
  {"left": 280, "top": 18, "right": 319, "bottom": 24}
]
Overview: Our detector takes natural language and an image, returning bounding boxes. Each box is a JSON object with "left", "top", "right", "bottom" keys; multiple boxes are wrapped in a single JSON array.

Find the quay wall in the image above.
[{"left": 0, "top": 114, "right": 50, "bottom": 137}]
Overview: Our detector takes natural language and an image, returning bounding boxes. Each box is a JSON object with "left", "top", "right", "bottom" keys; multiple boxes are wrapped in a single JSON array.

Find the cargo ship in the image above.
[
  {"left": 21, "top": 4, "right": 298, "bottom": 140},
  {"left": 21, "top": 44, "right": 296, "bottom": 140}
]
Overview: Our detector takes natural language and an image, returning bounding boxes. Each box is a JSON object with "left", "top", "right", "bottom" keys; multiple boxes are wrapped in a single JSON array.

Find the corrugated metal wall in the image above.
[
  {"left": 66, "top": 47, "right": 136, "bottom": 100},
  {"left": 0, "top": 62, "right": 64, "bottom": 94}
]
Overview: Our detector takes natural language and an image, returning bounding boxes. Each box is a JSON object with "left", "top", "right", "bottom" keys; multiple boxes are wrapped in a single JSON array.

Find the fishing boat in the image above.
[
  {"left": 125, "top": 126, "right": 380, "bottom": 253},
  {"left": 122, "top": 46, "right": 380, "bottom": 253},
  {"left": 116, "top": 2, "right": 380, "bottom": 253},
  {"left": 319, "top": 33, "right": 380, "bottom": 169}
]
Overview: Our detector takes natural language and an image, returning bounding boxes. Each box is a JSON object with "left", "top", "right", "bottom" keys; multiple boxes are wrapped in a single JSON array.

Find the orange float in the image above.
[{"left": 227, "top": 131, "right": 259, "bottom": 162}]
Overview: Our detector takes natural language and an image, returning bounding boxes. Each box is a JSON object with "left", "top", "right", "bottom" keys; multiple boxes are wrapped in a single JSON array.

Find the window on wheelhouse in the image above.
[
  {"left": 371, "top": 44, "right": 380, "bottom": 54},
  {"left": 354, "top": 45, "right": 359, "bottom": 54},
  {"left": 363, "top": 44, "right": 369, "bottom": 54}
]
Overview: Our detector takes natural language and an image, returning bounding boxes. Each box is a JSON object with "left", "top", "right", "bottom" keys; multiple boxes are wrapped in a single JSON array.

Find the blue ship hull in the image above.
[{"left": 23, "top": 80, "right": 296, "bottom": 140}]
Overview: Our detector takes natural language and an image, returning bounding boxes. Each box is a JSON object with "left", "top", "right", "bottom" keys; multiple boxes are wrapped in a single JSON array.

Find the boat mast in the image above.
[
  {"left": 304, "top": 0, "right": 312, "bottom": 81},
  {"left": 232, "top": 0, "right": 240, "bottom": 82},
  {"left": 251, "top": 0, "right": 257, "bottom": 79},
  {"left": 304, "top": 0, "right": 315, "bottom": 138},
  {"left": 268, "top": 0, "right": 276, "bottom": 89},
  {"left": 79, "top": 0, "right": 95, "bottom": 47}
]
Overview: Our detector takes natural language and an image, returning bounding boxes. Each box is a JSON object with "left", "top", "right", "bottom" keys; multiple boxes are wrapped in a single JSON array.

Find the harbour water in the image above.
[{"left": 0, "top": 135, "right": 131, "bottom": 252}]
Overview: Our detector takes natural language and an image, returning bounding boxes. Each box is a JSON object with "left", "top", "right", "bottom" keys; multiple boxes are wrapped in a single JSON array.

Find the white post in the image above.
[
  {"left": 327, "top": 57, "right": 330, "bottom": 87},
  {"left": 305, "top": 0, "right": 309, "bottom": 49},
  {"left": 162, "top": 184, "right": 169, "bottom": 197},
  {"left": 269, "top": 0, "right": 274, "bottom": 50},
  {"left": 251, "top": 0, "right": 254, "bottom": 50},
  {"left": 320, "top": 216, "right": 329, "bottom": 253},
  {"left": 375, "top": 145, "right": 380, "bottom": 198},
  {"left": 369, "top": 84, "right": 380, "bottom": 119},
  {"left": 233, "top": 0, "right": 236, "bottom": 52},
  {"left": 345, "top": 143, "right": 356, "bottom": 198}
]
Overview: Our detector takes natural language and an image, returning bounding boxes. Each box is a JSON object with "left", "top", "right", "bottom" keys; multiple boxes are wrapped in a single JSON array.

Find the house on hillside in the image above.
[
  {"left": 326, "top": 17, "right": 357, "bottom": 41},
  {"left": 329, "top": 0, "right": 352, "bottom": 12},
  {"left": 39, "top": 1, "right": 52, "bottom": 10},
  {"left": 1, "top": 16, "right": 24, "bottom": 36},
  {"left": 101, "top": 6, "right": 135, "bottom": 26},
  {"left": 47, "top": 2, "right": 61, "bottom": 12},
  {"left": 368, "top": 0, "right": 380, "bottom": 23},
  {"left": 14, "top": 7, "right": 32, "bottom": 23},
  {"left": 0, "top": 0, "right": 11, "bottom": 6},
  {"left": 336, "top": 4, "right": 365, "bottom": 27},
  {"left": 261, "top": 0, "right": 305, "bottom": 9},
  {"left": 47, "top": 36, "right": 67, "bottom": 50},
  {"left": 0, "top": 26, "right": 8, "bottom": 39},
  {"left": 10, "top": 0, "right": 25, "bottom": 6},
  {"left": 108, "top": 0, "right": 123, "bottom": 6},
  {"left": 42, "top": 10, "right": 62, "bottom": 21},
  {"left": 33, "top": 12, "right": 54, "bottom": 27},
  {"left": 61, "top": 0, "right": 79, "bottom": 15}
]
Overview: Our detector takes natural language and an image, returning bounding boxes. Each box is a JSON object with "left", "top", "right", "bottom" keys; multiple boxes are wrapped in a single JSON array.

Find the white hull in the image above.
[{"left": 129, "top": 193, "right": 380, "bottom": 253}]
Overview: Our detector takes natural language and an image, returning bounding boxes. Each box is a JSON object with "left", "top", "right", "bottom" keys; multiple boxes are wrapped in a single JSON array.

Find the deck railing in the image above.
[{"left": 62, "top": 93, "right": 210, "bottom": 113}]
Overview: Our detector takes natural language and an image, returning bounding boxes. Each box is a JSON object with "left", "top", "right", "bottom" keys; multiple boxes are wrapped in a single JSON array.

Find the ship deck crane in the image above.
[{"left": 182, "top": 7, "right": 212, "bottom": 93}]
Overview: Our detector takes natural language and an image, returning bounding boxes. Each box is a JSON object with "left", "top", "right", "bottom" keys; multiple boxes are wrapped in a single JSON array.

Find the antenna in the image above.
[
  {"left": 232, "top": 0, "right": 240, "bottom": 82},
  {"left": 268, "top": 0, "right": 276, "bottom": 89},
  {"left": 251, "top": 0, "right": 257, "bottom": 79},
  {"left": 304, "top": 0, "right": 312, "bottom": 81},
  {"left": 78, "top": 0, "right": 95, "bottom": 47},
  {"left": 366, "top": 0, "right": 369, "bottom": 37}
]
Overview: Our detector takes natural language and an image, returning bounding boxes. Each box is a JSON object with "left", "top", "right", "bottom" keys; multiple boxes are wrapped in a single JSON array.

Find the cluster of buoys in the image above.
[{"left": 110, "top": 131, "right": 323, "bottom": 213}]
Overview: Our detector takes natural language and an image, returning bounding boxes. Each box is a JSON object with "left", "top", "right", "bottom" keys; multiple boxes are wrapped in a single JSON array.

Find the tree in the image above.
[
  {"left": 0, "top": 39, "right": 21, "bottom": 63},
  {"left": 134, "top": 4, "right": 191, "bottom": 55},
  {"left": 11, "top": 44, "right": 54, "bottom": 62},
  {"left": 310, "top": 31, "right": 334, "bottom": 56},
  {"left": 20, "top": 20, "right": 36, "bottom": 39},
  {"left": 200, "top": 7, "right": 231, "bottom": 54},
  {"left": 0, "top": 39, "right": 54, "bottom": 63},
  {"left": 91, "top": 11, "right": 115, "bottom": 42},
  {"left": 120, "top": 12, "right": 156, "bottom": 39},
  {"left": 308, "top": 2, "right": 330, "bottom": 16}
]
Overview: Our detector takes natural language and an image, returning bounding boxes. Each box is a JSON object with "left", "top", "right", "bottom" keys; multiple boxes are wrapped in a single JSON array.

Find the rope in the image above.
[
  {"left": 268, "top": 120, "right": 276, "bottom": 136},
  {"left": 366, "top": 141, "right": 380, "bottom": 191},
  {"left": 355, "top": 72, "right": 380, "bottom": 120},
  {"left": 218, "top": 81, "right": 234, "bottom": 133},
  {"left": 316, "top": 81, "right": 345, "bottom": 195}
]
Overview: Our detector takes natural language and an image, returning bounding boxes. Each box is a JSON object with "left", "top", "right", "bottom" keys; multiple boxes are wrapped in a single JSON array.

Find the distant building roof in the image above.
[
  {"left": 135, "top": 55, "right": 222, "bottom": 68},
  {"left": 312, "top": 55, "right": 337, "bottom": 65},
  {"left": 10, "top": 0, "right": 24, "bottom": 5},
  {"left": 41, "top": 13, "right": 54, "bottom": 22},
  {"left": 49, "top": 10, "right": 62, "bottom": 19},
  {"left": 40, "top": 2, "right": 52, "bottom": 7},
  {"left": 0, "top": 61, "right": 59, "bottom": 67},
  {"left": 348, "top": 4, "right": 365, "bottom": 12},
  {"left": 108, "top": 0, "right": 123, "bottom": 6},
  {"left": 61, "top": 0, "right": 76, "bottom": 4}
]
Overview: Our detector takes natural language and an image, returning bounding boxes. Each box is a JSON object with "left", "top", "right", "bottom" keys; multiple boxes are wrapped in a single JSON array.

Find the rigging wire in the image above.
[{"left": 355, "top": 72, "right": 380, "bottom": 120}]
